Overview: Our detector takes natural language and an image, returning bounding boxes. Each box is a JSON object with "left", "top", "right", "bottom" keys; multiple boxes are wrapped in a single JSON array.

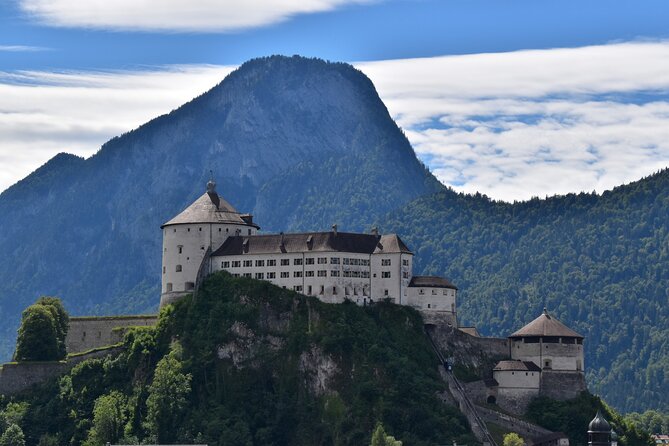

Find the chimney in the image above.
[{"left": 332, "top": 224, "right": 338, "bottom": 237}]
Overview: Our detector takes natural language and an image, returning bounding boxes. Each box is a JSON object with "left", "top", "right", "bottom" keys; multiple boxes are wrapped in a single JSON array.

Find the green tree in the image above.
[
  {"left": 371, "top": 423, "right": 402, "bottom": 446},
  {"left": 503, "top": 432, "right": 525, "bottom": 446},
  {"left": 145, "top": 343, "right": 192, "bottom": 443},
  {"left": 14, "top": 305, "right": 60, "bottom": 361},
  {"left": 0, "top": 424, "right": 25, "bottom": 446},
  {"left": 83, "top": 391, "right": 127, "bottom": 446},
  {"left": 0, "top": 403, "right": 28, "bottom": 432},
  {"left": 36, "top": 297, "right": 69, "bottom": 358}
]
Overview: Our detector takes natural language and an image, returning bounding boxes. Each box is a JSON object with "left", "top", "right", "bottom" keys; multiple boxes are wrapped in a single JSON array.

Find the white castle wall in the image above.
[{"left": 511, "top": 338, "right": 584, "bottom": 371}]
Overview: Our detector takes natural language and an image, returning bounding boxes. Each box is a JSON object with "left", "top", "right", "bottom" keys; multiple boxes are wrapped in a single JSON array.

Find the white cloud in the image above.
[
  {"left": 0, "top": 65, "right": 233, "bottom": 192},
  {"left": 19, "top": 0, "right": 374, "bottom": 32},
  {"left": 2, "top": 41, "right": 669, "bottom": 201},
  {"left": 0, "top": 45, "right": 49, "bottom": 51},
  {"left": 357, "top": 41, "right": 669, "bottom": 200}
]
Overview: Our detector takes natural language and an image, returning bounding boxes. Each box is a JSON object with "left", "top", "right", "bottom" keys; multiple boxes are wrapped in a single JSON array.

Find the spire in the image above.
[{"left": 206, "top": 170, "right": 216, "bottom": 194}]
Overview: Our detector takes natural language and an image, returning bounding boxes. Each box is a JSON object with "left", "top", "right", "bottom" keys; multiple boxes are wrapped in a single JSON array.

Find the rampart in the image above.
[
  {"left": 66, "top": 315, "right": 157, "bottom": 354},
  {"left": 0, "top": 346, "right": 122, "bottom": 396},
  {"left": 540, "top": 370, "right": 587, "bottom": 400},
  {"left": 476, "top": 404, "right": 553, "bottom": 441}
]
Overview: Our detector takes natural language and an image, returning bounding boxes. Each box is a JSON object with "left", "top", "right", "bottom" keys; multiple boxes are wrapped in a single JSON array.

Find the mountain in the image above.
[
  {"left": 0, "top": 55, "right": 440, "bottom": 360},
  {"left": 3, "top": 273, "right": 475, "bottom": 446},
  {"left": 381, "top": 169, "right": 669, "bottom": 412},
  {"left": 1, "top": 55, "right": 668, "bottom": 414}
]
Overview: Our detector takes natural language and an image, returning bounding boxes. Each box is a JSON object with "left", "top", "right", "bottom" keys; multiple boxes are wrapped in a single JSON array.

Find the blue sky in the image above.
[{"left": 2, "top": 0, "right": 669, "bottom": 200}]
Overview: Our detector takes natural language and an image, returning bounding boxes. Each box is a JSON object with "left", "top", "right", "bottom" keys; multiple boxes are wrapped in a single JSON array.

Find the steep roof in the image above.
[
  {"left": 211, "top": 231, "right": 412, "bottom": 256},
  {"left": 409, "top": 276, "right": 457, "bottom": 290},
  {"left": 162, "top": 192, "right": 258, "bottom": 229},
  {"left": 509, "top": 309, "right": 584, "bottom": 339},
  {"left": 494, "top": 360, "right": 542, "bottom": 372}
]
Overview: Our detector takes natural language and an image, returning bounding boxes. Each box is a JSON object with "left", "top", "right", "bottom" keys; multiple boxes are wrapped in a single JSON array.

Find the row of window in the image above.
[
  {"left": 170, "top": 227, "right": 253, "bottom": 235},
  {"left": 418, "top": 289, "right": 451, "bottom": 296},
  {"left": 222, "top": 257, "right": 376, "bottom": 267}
]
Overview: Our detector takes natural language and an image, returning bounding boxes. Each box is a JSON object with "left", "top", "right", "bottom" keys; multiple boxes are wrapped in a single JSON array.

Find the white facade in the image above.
[
  {"left": 160, "top": 180, "right": 458, "bottom": 322},
  {"left": 510, "top": 338, "right": 584, "bottom": 372}
]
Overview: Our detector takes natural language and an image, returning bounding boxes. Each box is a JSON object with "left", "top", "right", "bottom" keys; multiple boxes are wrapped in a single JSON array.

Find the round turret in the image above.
[
  {"left": 588, "top": 410, "right": 612, "bottom": 446},
  {"left": 160, "top": 178, "right": 260, "bottom": 307}
]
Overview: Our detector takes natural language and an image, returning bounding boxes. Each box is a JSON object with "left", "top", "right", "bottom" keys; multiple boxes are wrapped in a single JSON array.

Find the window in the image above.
[
  {"left": 222, "top": 261, "right": 230, "bottom": 268},
  {"left": 185, "top": 282, "right": 194, "bottom": 291},
  {"left": 319, "top": 285, "right": 325, "bottom": 295},
  {"left": 267, "top": 259, "right": 276, "bottom": 266},
  {"left": 427, "top": 303, "right": 431, "bottom": 309},
  {"left": 243, "top": 260, "right": 252, "bottom": 267},
  {"left": 199, "top": 227, "right": 202, "bottom": 231},
  {"left": 432, "top": 289, "right": 437, "bottom": 295},
  {"left": 305, "top": 258, "right": 315, "bottom": 265},
  {"left": 232, "top": 273, "right": 240, "bottom": 277},
  {"left": 294, "top": 258, "right": 303, "bottom": 265},
  {"left": 243, "top": 273, "right": 251, "bottom": 278},
  {"left": 256, "top": 260, "right": 265, "bottom": 267},
  {"left": 343, "top": 258, "right": 350, "bottom": 265},
  {"left": 294, "top": 271, "right": 303, "bottom": 278},
  {"left": 175, "top": 265, "right": 182, "bottom": 272},
  {"left": 166, "top": 283, "right": 173, "bottom": 292},
  {"left": 317, "top": 257, "right": 327, "bottom": 264},
  {"left": 248, "top": 229, "right": 252, "bottom": 235},
  {"left": 255, "top": 273, "right": 264, "bottom": 279},
  {"left": 384, "top": 289, "right": 389, "bottom": 296},
  {"left": 330, "top": 257, "right": 340, "bottom": 264},
  {"left": 382, "top": 259, "right": 391, "bottom": 266},
  {"left": 361, "top": 259, "right": 370, "bottom": 266},
  {"left": 162, "top": 266, "right": 166, "bottom": 274},
  {"left": 331, "top": 270, "right": 340, "bottom": 277},
  {"left": 333, "top": 286, "right": 337, "bottom": 295},
  {"left": 381, "top": 271, "right": 391, "bottom": 278},
  {"left": 403, "top": 271, "right": 409, "bottom": 279},
  {"left": 419, "top": 289, "right": 424, "bottom": 295},
  {"left": 280, "top": 272, "right": 289, "bottom": 278},
  {"left": 219, "top": 228, "right": 221, "bottom": 232},
  {"left": 232, "top": 261, "right": 241, "bottom": 268},
  {"left": 307, "top": 285, "right": 312, "bottom": 294},
  {"left": 317, "top": 270, "right": 327, "bottom": 277},
  {"left": 281, "top": 259, "right": 290, "bottom": 266},
  {"left": 361, "top": 271, "right": 370, "bottom": 278},
  {"left": 187, "top": 228, "right": 191, "bottom": 232},
  {"left": 294, "top": 285, "right": 303, "bottom": 292},
  {"left": 200, "top": 245, "right": 205, "bottom": 250},
  {"left": 443, "top": 290, "right": 448, "bottom": 295},
  {"left": 267, "top": 272, "right": 276, "bottom": 279},
  {"left": 305, "top": 271, "right": 314, "bottom": 277},
  {"left": 178, "top": 245, "right": 183, "bottom": 254},
  {"left": 402, "top": 259, "right": 409, "bottom": 266}
]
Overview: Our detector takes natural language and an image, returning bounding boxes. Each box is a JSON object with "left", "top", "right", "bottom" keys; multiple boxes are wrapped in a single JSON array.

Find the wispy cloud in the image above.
[
  {"left": 358, "top": 41, "right": 669, "bottom": 200},
  {"left": 0, "top": 45, "right": 50, "bottom": 52},
  {"left": 19, "top": 0, "right": 374, "bottom": 32}
]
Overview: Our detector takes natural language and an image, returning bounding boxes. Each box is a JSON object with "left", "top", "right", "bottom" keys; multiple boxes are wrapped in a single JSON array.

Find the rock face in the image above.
[{"left": 0, "top": 56, "right": 440, "bottom": 361}]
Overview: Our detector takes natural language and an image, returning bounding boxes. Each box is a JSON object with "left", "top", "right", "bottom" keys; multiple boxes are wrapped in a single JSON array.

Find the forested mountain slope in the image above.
[
  {"left": 0, "top": 55, "right": 439, "bottom": 361},
  {"left": 381, "top": 169, "right": 669, "bottom": 412}
]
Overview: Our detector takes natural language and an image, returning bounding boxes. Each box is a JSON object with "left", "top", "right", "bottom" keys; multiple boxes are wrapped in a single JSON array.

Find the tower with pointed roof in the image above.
[{"left": 160, "top": 179, "right": 260, "bottom": 306}]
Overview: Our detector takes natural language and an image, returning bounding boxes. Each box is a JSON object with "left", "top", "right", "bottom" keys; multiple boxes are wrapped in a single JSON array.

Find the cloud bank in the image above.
[
  {"left": 19, "top": 0, "right": 373, "bottom": 32},
  {"left": 358, "top": 41, "right": 669, "bottom": 200},
  {"left": 0, "top": 45, "right": 49, "bottom": 51},
  {"left": 1, "top": 41, "right": 669, "bottom": 200}
]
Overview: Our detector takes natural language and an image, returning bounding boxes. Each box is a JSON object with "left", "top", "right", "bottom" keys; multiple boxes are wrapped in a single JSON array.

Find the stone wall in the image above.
[
  {"left": 0, "top": 347, "right": 122, "bottom": 396},
  {"left": 66, "top": 315, "right": 157, "bottom": 354},
  {"left": 428, "top": 324, "right": 510, "bottom": 378},
  {"left": 540, "top": 370, "right": 586, "bottom": 400},
  {"left": 476, "top": 405, "right": 553, "bottom": 442}
]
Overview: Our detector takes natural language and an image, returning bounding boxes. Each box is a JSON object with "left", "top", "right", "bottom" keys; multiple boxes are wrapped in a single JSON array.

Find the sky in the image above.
[{"left": 2, "top": 0, "right": 669, "bottom": 201}]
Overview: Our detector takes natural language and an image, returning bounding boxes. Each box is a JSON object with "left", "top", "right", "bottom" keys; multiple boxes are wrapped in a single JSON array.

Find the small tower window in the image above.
[
  {"left": 176, "top": 265, "right": 182, "bottom": 272},
  {"left": 178, "top": 245, "right": 183, "bottom": 254},
  {"left": 166, "top": 283, "right": 173, "bottom": 292},
  {"left": 185, "top": 282, "right": 195, "bottom": 291},
  {"left": 162, "top": 267, "right": 166, "bottom": 274}
]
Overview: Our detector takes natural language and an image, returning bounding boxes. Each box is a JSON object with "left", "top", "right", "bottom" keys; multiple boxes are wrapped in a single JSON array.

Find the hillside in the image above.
[
  {"left": 381, "top": 169, "right": 669, "bottom": 412},
  {"left": 0, "top": 55, "right": 440, "bottom": 360},
  {"left": 1, "top": 273, "right": 475, "bottom": 446}
]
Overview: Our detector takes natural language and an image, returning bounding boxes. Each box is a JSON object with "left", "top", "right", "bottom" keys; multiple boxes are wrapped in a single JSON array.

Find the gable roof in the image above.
[
  {"left": 494, "top": 360, "right": 542, "bottom": 372},
  {"left": 211, "top": 231, "right": 413, "bottom": 256},
  {"left": 509, "top": 309, "right": 584, "bottom": 339},
  {"left": 409, "top": 276, "right": 457, "bottom": 290},
  {"left": 162, "top": 192, "right": 259, "bottom": 228}
]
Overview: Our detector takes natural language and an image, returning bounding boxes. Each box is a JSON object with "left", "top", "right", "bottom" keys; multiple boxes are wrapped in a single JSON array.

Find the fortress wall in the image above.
[
  {"left": 66, "top": 315, "right": 157, "bottom": 354},
  {"left": 476, "top": 404, "right": 553, "bottom": 441},
  {"left": 540, "top": 370, "right": 587, "bottom": 400},
  {"left": 497, "top": 387, "right": 539, "bottom": 415},
  {"left": 0, "top": 347, "right": 122, "bottom": 397},
  {"left": 429, "top": 324, "right": 510, "bottom": 376}
]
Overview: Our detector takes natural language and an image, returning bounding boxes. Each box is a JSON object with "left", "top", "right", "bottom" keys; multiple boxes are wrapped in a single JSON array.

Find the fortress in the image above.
[{"left": 1, "top": 178, "right": 587, "bottom": 417}]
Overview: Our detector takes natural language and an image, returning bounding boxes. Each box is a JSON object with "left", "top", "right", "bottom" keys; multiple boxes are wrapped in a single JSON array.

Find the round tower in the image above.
[
  {"left": 160, "top": 179, "right": 259, "bottom": 307},
  {"left": 588, "top": 410, "right": 612, "bottom": 446}
]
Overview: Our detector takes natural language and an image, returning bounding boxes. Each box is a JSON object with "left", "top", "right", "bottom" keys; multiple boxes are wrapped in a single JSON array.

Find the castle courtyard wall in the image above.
[
  {"left": 66, "top": 315, "right": 157, "bottom": 354},
  {"left": 540, "top": 370, "right": 587, "bottom": 400}
]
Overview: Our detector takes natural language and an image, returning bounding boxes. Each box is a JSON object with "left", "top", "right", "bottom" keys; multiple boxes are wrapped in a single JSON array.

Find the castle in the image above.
[{"left": 160, "top": 179, "right": 458, "bottom": 325}]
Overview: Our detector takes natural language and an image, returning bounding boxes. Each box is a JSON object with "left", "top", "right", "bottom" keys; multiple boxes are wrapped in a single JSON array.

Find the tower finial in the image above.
[{"left": 206, "top": 170, "right": 216, "bottom": 194}]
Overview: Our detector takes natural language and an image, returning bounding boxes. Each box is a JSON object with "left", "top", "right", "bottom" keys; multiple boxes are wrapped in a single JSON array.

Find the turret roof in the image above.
[
  {"left": 509, "top": 309, "right": 584, "bottom": 339},
  {"left": 493, "top": 360, "right": 541, "bottom": 372},
  {"left": 588, "top": 410, "right": 612, "bottom": 433},
  {"left": 162, "top": 192, "right": 259, "bottom": 229}
]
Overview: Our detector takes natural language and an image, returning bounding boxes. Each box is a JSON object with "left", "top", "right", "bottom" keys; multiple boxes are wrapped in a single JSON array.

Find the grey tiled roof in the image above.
[
  {"left": 211, "top": 231, "right": 413, "bottom": 256},
  {"left": 408, "top": 276, "right": 457, "bottom": 290},
  {"left": 509, "top": 310, "right": 584, "bottom": 339},
  {"left": 493, "top": 360, "right": 542, "bottom": 372},
  {"left": 162, "top": 192, "right": 259, "bottom": 228}
]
